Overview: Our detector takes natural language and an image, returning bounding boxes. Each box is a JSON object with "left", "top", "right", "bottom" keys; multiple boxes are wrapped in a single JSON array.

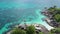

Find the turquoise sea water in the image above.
[{"left": 0, "top": 0, "right": 60, "bottom": 34}]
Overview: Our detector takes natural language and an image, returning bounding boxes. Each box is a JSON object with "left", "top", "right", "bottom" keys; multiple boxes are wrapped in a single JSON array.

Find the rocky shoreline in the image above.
[
  {"left": 6, "top": 23, "right": 49, "bottom": 34},
  {"left": 41, "top": 10, "right": 59, "bottom": 27},
  {"left": 4, "top": 9, "right": 59, "bottom": 34}
]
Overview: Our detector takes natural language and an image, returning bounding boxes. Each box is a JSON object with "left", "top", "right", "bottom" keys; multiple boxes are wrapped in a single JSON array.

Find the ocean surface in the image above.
[{"left": 0, "top": 0, "right": 60, "bottom": 34}]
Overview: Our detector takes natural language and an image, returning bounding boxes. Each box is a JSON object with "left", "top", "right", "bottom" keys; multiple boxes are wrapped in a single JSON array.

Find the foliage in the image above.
[
  {"left": 11, "top": 28, "right": 26, "bottom": 34},
  {"left": 39, "top": 32, "right": 44, "bottom": 34},
  {"left": 50, "top": 28, "right": 60, "bottom": 34},
  {"left": 48, "top": 6, "right": 60, "bottom": 23},
  {"left": 11, "top": 25, "right": 36, "bottom": 34},
  {"left": 48, "top": 6, "right": 56, "bottom": 14},
  {"left": 26, "top": 25, "right": 36, "bottom": 34},
  {"left": 54, "top": 14, "right": 60, "bottom": 22},
  {"left": 49, "top": 32, "right": 54, "bottom": 34}
]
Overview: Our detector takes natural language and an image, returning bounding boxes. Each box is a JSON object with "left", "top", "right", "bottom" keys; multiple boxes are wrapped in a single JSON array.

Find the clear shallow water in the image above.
[{"left": 0, "top": 0, "right": 60, "bottom": 34}]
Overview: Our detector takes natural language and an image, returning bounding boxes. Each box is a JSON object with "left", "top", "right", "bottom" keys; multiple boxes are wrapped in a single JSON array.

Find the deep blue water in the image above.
[{"left": 0, "top": 0, "right": 60, "bottom": 34}]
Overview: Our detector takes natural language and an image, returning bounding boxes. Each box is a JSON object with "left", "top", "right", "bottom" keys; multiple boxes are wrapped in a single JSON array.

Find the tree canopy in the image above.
[
  {"left": 11, "top": 28, "right": 26, "bottom": 34},
  {"left": 54, "top": 14, "right": 60, "bottom": 22},
  {"left": 11, "top": 25, "right": 36, "bottom": 34},
  {"left": 26, "top": 25, "right": 36, "bottom": 34}
]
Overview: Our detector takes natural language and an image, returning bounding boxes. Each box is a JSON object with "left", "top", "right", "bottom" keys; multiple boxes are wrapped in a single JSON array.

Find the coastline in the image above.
[
  {"left": 0, "top": 9, "right": 54, "bottom": 34},
  {"left": 41, "top": 9, "right": 58, "bottom": 28},
  {"left": 3, "top": 9, "right": 55, "bottom": 34},
  {"left": 41, "top": 10, "right": 54, "bottom": 26},
  {"left": 6, "top": 23, "right": 49, "bottom": 34}
]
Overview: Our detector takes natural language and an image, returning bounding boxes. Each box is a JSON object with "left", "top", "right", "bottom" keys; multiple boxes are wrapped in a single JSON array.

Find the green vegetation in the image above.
[
  {"left": 54, "top": 14, "right": 60, "bottom": 22},
  {"left": 11, "top": 26, "right": 60, "bottom": 34},
  {"left": 11, "top": 25, "right": 42, "bottom": 34},
  {"left": 11, "top": 25, "right": 44, "bottom": 34},
  {"left": 48, "top": 6, "right": 60, "bottom": 23},
  {"left": 49, "top": 28, "right": 60, "bottom": 34},
  {"left": 47, "top": 6, "right": 60, "bottom": 34},
  {"left": 49, "top": 32, "right": 54, "bottom": 34},
  {"left": 48, "top": 6, "right": 56, "bottom": 14},
  {"left": 26, "top": 25, "right": 36, "bottom": 34},
  {"left": 39, "top": 32, "right": 44, "bottom": 34},
  {"left": 11, "top": 28, "right": 26, "bottom": 34}
]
